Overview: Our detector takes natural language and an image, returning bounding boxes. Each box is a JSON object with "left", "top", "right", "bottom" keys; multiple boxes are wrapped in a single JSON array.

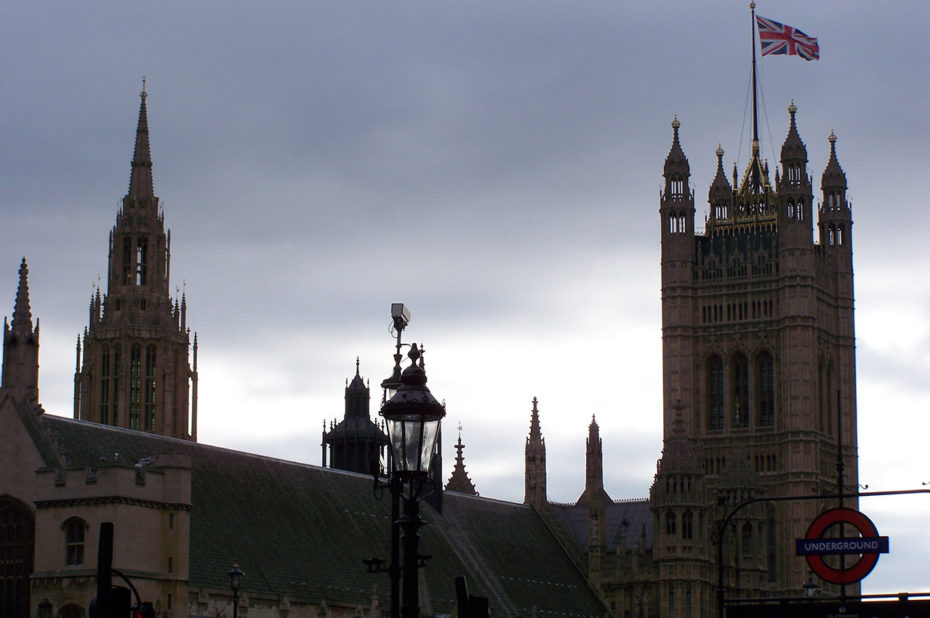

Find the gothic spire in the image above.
[
  {"left": 821, "top": 131, "right": 847, "bottom": 191},
  {"left": 577, "top": 414, "right": 611, "bottom": 506},
  {"left": 524, "top": 397, "right": 547, "bottom": 506},
  {"left": 780, "top": 101, "right": 808, "bottom": 164},
  {"left": 10, "top": 258, "right": 34, "bottom": 337},
  {"left": 663, "top": 116, "right": 690, "bottom": 178},
  {"left": 527, "top": 396, "right": 543, "bottom": 445},
  {"left": 3, "top": 258, "right": 39, "bottom": 403},
  {"left": 127, "top": 79, "right": 154, "bottom": 202},
  {"left": 445, "top": 425, "right": 478, "bottom": 495},
  {"left": 708, "top": 145, "right": 732, "bottom": 206}
]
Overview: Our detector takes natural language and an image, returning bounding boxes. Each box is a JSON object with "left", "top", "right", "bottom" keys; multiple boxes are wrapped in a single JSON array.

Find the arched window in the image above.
[
  {"left": 63, "top": 517, "right": 86, "bottom": 566},
  {"left": 741, "top": 522, "right": 753, "bottom": 557},
  {"left": 707, "top": 356, "right": 724, "bottom": 430},
  {"left": 144, "top": 345, "right": 157, "bottom": 432},
  {"left": 666, "top": 511, "right": 677, "bottom": 536},
  {"left": 135, "top": 238, "right": 148, "bottom": 286},
  {"left": 129, "top": 345, "right": 141, "bottom": 430},
  {"left": 122, "top": 237, "right": 132, "bottom": 285},
  {"left": 99, "top": 346, "right": 110, "bottom": 425},
  {"left": 681, "top": 510, "right": 693, "bottom": 540},
  {"left": 732, "top": 353, "right": 749, "bottom": 427},
  {"left": 766, "top": 516, "right": 777, "bottom": 582},
  {"left": 756, "top": 351, "right": 775, "bottom": 427},
  {"left": 0, "top": 497, "right": 34, "bottom": 618}
]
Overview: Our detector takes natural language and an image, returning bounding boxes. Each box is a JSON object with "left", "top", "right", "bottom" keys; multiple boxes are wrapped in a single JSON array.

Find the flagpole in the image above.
[{"left": 750, "top": 1, "right": 759, "bottom": 145}]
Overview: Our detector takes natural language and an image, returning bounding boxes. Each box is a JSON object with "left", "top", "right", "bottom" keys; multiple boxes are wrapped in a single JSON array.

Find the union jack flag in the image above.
[{"left": 756, "top": 15, "right": 819, "bottom": 61}]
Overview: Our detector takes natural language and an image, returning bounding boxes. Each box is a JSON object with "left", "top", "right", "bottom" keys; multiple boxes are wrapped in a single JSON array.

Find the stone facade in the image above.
[
  {"left": 73, "top": 85, "right": 197, "bottom": 441},
  {"left": 526, "top": 105, "right": 858, "bottom": 618}
]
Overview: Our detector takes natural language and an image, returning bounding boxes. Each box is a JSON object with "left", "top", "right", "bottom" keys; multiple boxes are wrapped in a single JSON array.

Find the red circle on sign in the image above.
[{"left": 804, "top": 507, "right": 881, "bottom": 585}]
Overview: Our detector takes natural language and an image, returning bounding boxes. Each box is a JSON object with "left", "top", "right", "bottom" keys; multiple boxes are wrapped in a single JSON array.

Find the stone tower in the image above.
[
  {"left": 652, "top": 104, "right": 857, "bottom": 615},
  {"left": 577, "top": 416, "right": 610, "bottom": 592},
  {"left": 321, "top": 359, "right": 389, "bottom": 475},
  {"left": 74, "top": 85, "right": 198, "bottom": 440},
  {"left": 524, "top": 397, "right": 547, "bottom": 507},
  {"left": 2, "top": 258, "right": 40, "bottom": 404}
]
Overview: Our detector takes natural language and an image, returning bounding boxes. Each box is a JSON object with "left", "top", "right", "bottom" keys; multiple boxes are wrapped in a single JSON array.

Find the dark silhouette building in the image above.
[{"left": 321, "top": 359, "right": 389, "bottom": 475}]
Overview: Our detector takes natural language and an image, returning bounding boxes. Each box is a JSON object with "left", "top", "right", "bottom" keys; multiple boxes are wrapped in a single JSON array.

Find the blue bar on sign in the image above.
[{"left": 795, "top": 537, "right": 889, "bottom": 556}]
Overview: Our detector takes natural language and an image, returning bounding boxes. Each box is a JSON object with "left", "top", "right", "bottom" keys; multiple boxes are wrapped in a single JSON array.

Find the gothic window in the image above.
[
  {"left": 732, "top": 353, "right": 749, "bottom": 427},
  {"left": 787, "top": 202, "right": 794, "bottom": 219},
  {"left": 144, "top": 345, "right": 156, "bottom": 432},
  {"left": 129, "top": 345, "right": 141, "bottom": 430},
  {"left": 681, "top": 510, "right": 693, "bottom": 540},
  {"left": 824, "top": 360, "right": 834, "bottom": 435},
  {"left": 112, "top": 349, "right": 121, "bottom": 425},
  {"left": 0, "top": 497, "right": 34, "bottom": 618},
  {"left": 100, "top": 347, "right": 110, "bottom": 425},
  {"left": 836, "top": 225, "right": 843, "bottom": 245},
  {"left": 135, "top": 238, "right": 148, "bottom": 286},
  {"left": 766, "top": 516, "right": 777, "bottom": 582},
  {"left": 122, "top": 237, "right": 132, "bottom": 285},
  {"left": 63, "top": 517, "right": 86, "bottom": 566},
  {"left": 756, "top": 352, "right": 775, "bottom": 427},
  {"left": 684, "top": 589, "right": 692, "bottom": 618},
  {"left": 707, "top": 355, "right": 724, "bottom": 430},
  {"left": 668, "top": 589, "right": 675, "bottom": 618},
  {"left": 741, "top": 522, "right": 753, "bottom": 557},
  {"left": 666, "top": 511, "right": 677, "bottom": 536}
]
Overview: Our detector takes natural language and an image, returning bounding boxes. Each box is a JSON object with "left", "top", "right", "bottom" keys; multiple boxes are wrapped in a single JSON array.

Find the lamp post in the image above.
[
  {"left": 378, "top": 306, "right": 445, "bottom": 618},
  {"left": 227, "top": 562, "right": 244, "bottom": 618}
]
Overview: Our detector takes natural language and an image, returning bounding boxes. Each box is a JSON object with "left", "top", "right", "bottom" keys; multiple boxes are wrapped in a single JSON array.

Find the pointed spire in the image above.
[
  {"left": 445, "top": 423, "right": 478, "bottom": 495},
  {"left": 127, "top": 78, "right": 155, "bottom": 202},
  {"left": 3, "top": 258, "right": 39, "bottom": 403},
  {"left": 821, "top": 131, "right": 847, "bottom": 191},
  {"left": 780, "top": 100, "right": 808, "bottom": 163},
  {"left": 527, "top": 396, "right": 543, "bottom": 445},
  {"left": 663, "top": 115, "right": 690, "bottom": 178},
  {"left": 10, "top": 258, "right": 34, "bottom": 337},
  {"left": 524, "top": 397, "right": 547, "bottom": 506},
  {"left": 708, "top": 144, "right": 732, "bottom": 205},
  {"left": 578, "top": 414, "right": 610, "bottom": 505}
]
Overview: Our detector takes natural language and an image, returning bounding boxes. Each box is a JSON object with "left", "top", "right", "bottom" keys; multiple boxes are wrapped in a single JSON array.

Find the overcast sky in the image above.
[{"left": 2, "top": 1, "right": 928, "bottom": 594}]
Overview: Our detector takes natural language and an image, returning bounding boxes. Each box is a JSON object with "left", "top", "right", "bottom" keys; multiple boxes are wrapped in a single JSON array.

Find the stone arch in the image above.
[{"left": 0, "top": 495, "right": 35, "bottom": 618}]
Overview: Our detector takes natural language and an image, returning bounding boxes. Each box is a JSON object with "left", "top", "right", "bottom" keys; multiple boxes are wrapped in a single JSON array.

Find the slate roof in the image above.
[
  {"left": 548, "top": 500, "right": 653, "bottom": 553},
  {"left": 36, "top": 413, "right": 607, "bottom": 617}
]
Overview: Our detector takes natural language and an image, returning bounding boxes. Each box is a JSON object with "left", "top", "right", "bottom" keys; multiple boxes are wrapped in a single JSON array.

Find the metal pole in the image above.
[
  {"left": 391, "top": 475, "right": 401, "bottom": 618},
  {"left": 400, "top": 487, "right": 422, "bottom": 618},
  {"left": 233, "top": 590, "right": 239, "bottom": 618}
]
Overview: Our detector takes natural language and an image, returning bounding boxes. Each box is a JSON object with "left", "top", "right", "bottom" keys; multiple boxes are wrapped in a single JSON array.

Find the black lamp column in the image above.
[
  {"left": 227, "top": 563, "right": 244, "bottom": 618},
  {"left": 379, "top": 304, "right": 445, "bottom": 618}
]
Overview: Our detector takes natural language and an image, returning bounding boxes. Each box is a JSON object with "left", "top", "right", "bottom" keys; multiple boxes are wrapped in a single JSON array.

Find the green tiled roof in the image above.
[
  {"left": 549, "top": 500, "right": 653, "bottom": 553},
  {"left": 38, "top": 414, "right": 607, "bottom": 617}
]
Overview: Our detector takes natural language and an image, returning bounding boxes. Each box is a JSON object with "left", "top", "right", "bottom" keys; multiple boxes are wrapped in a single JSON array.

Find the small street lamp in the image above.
[
  {"left": 227, "top": 562, "right": 244, "bottom": 618},
  {"left": 803, "top": 575, "right": 820, "bottom": 598}
]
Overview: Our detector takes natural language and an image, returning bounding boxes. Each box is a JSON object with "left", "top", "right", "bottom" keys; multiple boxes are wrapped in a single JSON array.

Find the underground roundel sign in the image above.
[{"left": 795, "top": 507, "right": 889, "bottom": 585}]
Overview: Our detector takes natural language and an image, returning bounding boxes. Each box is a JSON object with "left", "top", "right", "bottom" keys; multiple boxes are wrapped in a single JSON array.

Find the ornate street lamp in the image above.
[
  {"left": 227, "top": 562, "right": 244, "bottom": 618},
  {"left": 376, "top": 305, "right": 445, "bottom": 618},
  {"left": 381, "top": 343, "right": 445, "bottom": 479}
]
